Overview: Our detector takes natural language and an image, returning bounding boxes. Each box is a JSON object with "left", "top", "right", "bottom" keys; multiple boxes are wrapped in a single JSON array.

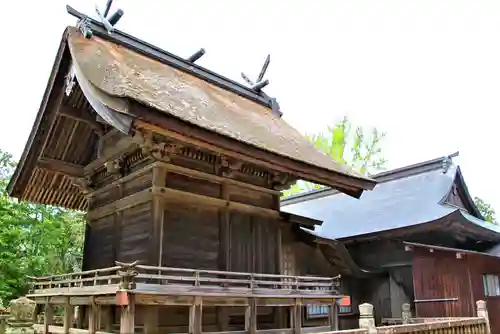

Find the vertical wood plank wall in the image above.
[
  {"left": 411, "top": 246, "right": 500, "bottom": 334},
  {"left": 83, "top": 155, "right": 287, "bottom": 331}
]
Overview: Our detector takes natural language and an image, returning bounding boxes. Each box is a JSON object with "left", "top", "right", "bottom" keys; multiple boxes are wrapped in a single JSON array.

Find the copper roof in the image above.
[{"left": 67, "top": 27, "right": 372, "bottom": 184}]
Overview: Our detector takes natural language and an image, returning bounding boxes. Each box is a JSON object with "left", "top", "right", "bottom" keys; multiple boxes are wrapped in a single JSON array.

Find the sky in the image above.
[{"left": 1, "top": 0, "right": 499, "bottom": 213}]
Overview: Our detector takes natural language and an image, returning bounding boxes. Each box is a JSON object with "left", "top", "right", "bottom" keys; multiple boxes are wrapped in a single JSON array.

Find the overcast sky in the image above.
[{"left": 2, "top": 0, "right": 499, "bottom": 212}]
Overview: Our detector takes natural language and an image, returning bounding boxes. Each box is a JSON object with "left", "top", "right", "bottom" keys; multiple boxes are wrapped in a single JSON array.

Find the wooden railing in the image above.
[
  {"left": 377, "top": 318, "right": 487, "bottom": 334},
  {"left": 29, "top": 261, "right": 340, "bottom": 297},
  {"left": 359, "top": 301, "right": 491, "bottom": 334}
]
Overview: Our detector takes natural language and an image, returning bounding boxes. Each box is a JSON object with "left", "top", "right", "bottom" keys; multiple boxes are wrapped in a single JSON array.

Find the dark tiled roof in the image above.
[{"left": 282, "top": 159, "right": 500, "bottom": 239}]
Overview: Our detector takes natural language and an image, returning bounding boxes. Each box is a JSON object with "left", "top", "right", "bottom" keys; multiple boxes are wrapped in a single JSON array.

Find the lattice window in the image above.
[{"left": 483, "top": 274, "right": 500, "bottom": 297}]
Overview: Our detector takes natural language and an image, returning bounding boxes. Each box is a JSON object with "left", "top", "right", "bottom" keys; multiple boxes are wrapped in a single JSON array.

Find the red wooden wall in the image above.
[{"left": 411, "top": 247, "right": 500, "bottom": 332}]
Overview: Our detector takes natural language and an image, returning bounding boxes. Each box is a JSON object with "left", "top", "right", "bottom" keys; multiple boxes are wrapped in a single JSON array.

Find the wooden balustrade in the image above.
[
  {"left": 376, "top": 318, "right": 487, "bottom": 334},
  {"left": 29, "top": 262, "right": 340, "bottom": 297},
  {"left": 359, "top": 300, "right": 490, "bottom": 334}
]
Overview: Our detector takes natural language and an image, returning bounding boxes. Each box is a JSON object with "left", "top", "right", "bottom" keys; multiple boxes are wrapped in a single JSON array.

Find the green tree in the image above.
[
  {"left": 474, "top": 196, "right": 497, "bottom": 224},
  {"left": 283, "top": 116, "right": 387, "bottom": 197},
  {"left": 0, "top": 150, "right": 84, "bottom": 301}
]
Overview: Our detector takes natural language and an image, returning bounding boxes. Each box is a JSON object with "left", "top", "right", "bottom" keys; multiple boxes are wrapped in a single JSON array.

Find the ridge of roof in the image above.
[
  {"left": 282, "top": 160, "right": 499, "bottom": 240},
  {"left": 66, "top": 5, "right": 276, "bottom": 111},
  {"left": 281, "top": 151, "right": 459, "bottom": 205},
  {"left": 441, "top": 166, "right": 484, "bottom": 220}
]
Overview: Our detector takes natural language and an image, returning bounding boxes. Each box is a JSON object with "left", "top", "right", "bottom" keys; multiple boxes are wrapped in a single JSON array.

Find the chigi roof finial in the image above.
[
  {"left": 241, "top": 55, "right": 282, "bottom": 117},
  {"left": 73, "top": 0, "right": 124, "bottom": 38}
]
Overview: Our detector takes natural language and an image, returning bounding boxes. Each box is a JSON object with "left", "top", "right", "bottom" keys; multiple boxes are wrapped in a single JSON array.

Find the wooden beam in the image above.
[
  {"left": 87, "top": 164, "right": 153, "bottom": 198},
  {"left": 87, "top": 188, "right": 153, "bottom": 220},
  {"left": 132, "top": 112, "right": 375, "bottom": 195},
  {"left": 58, "top": 105, "right": 104, "bottom": 135},
  {"left": 38, "top": 157, "right": 84, "bottom": 178},
  {"left": 152, "top": 186, "right": 280, "bottom": 219},
  {"left": 84, "top": 132, "right": 141, "bottom": 174},
  {"left": 154, "top": 161, "right": 279, "bottom": 196}
]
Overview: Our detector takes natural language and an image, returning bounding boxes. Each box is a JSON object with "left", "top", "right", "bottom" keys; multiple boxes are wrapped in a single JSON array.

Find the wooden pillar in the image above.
[
  {"left": 189, "top": 297, "right": 203, "bottom": 334},
  {"left": 44, "top": 299, "right": 54, "bottom": 334},
  {"left": 75, "top": 306, "right": 85, "bottom": 329},
  {"left": 88, "top": 297, "right": 100, "bottom": 334},
  {"left": 151, "top": 165, "right": 166, "bottom": 266},
  {"left": 32, "top": 304, "right": 41, "bottom": 326},
  {"left": 144, "top": 306, "right": 160, "bottom": 334},
  {"left": 101, "top": 306, "right": 114, "bottom": 332},
  {"left": 291, "top": 299, "right": 302, "bottom": 334},
  {"left": 63, "top": 297, "right": 74, "bottom": 334},
  {"left": 217, "top": 182, "right": 231, "bottom": 331},
  {"left": 120, "top": 294, "right": 135, "bottom": 334},
  {"left": 245, "top": 298, "right": 257, "bottom": 334},
  {"left": 328, "top": 301, "right": 339, "bottom": 331}
]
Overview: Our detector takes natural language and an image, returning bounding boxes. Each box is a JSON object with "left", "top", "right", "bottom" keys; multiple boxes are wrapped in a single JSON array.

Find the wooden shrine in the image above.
[{"left": 7, "top": 5, "right": 376, "bottom": 334}]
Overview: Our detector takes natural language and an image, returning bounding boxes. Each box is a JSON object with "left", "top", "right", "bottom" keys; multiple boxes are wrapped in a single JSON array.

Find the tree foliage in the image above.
[
  {"left": 0, "top": 150, "right": 84, "bottom": 302},
  {"left": 474, "top": 196, "right": 497, "bottom": 224},
  {"left": 282, "top": 116, "right": 387, "bottom": 197}
]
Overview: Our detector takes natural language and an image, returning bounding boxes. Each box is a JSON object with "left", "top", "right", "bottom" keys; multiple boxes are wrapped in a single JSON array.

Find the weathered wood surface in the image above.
[
  {"left": 376, "top": 318, "right": 488, "bottom": 333},
  {"left": 29, "top": 264, "right": 340, "bottom": 300}
]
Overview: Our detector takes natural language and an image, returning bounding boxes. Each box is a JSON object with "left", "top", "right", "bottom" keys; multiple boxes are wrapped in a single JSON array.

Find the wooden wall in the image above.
[
  {"left": 83, "top": 165, "right": 153, "bottom": 270},
  {"left": 411, "top": 246, "right": 500, "bottom": 333}
]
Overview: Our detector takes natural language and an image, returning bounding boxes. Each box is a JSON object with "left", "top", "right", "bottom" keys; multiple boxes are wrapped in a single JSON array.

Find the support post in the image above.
[
  {"left": 88, "top": 297, "right": 100, "bottom": 334},
  {"left": 401, "top": 303, "right": 411, "bottom": 324},
  {"left": 144, "top": 306, "right": 160, "bottom": 334},
  {"left": 63, "top": 297, "right": 73, "bottom": 334},
  {"left": 189, "top": 297, "right": 203, "bottom": 334},
  {"left": 75, "top": 306, "right": 85, "bottom": 329},
  {"left": 328, "top": 301, "right": 339, "bottom": 330},
  {"left": 291, "top": 299, "right": 302, "bottom": 334},
  {"left": 120, "top": 294, "right": 135, "bottom": 334},
  {"left": 476, "top": 300, "right": 491, "bottom": 334},
  {"left": 151, "top": 165, "right": 167, "bottom": 267},
  {"left": 32, "top": 304, "right": 41, "bottom": 326},
  {"left": 0, "top": 316, "right": 6, "bottom": 334},
  {"left": 245, "top": 298, "right": 257, "bottom": 334},
  {"left": 101, "top": 306, "right": 114, "bottom": 333},
  {"left": 358, "top": 303, "right": 376, "bottom": 334},
  {"left": 43, "top": 299, "right": 54, "bottom": 334}
]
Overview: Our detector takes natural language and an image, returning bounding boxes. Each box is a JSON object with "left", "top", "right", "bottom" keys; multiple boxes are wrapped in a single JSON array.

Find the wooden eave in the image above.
[
  {"left": 296, "top": 228, "right": 380, "bottom": 277},
  {"left": 403, "top": 241, "right": 500, "bottom": 260},
  {"left": 339, "top": 210, "right": 500, "bottom": 245},
  {"left": 7, "top": 29, "right": 74, "bottom": 202},
  {"left": 9, "top": 23, "right": 377, "bottom": 209},
  {"left": 131, "top": 107, "right": 375, "bottom": 198}
]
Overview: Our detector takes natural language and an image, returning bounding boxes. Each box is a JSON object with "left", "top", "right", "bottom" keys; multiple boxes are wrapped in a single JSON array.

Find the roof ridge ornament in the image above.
[
  {"left": 241, "top": 55, "right": 283, "bottom": 117},
  {"left": 67, "top": 4, "right": 280, "bottom": 112},
  {"left": 442, "top": 151, "right": 459, "bottom": 174},
  {"left": 76, "top": 0, "right": 124, "bottom": 38}
]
